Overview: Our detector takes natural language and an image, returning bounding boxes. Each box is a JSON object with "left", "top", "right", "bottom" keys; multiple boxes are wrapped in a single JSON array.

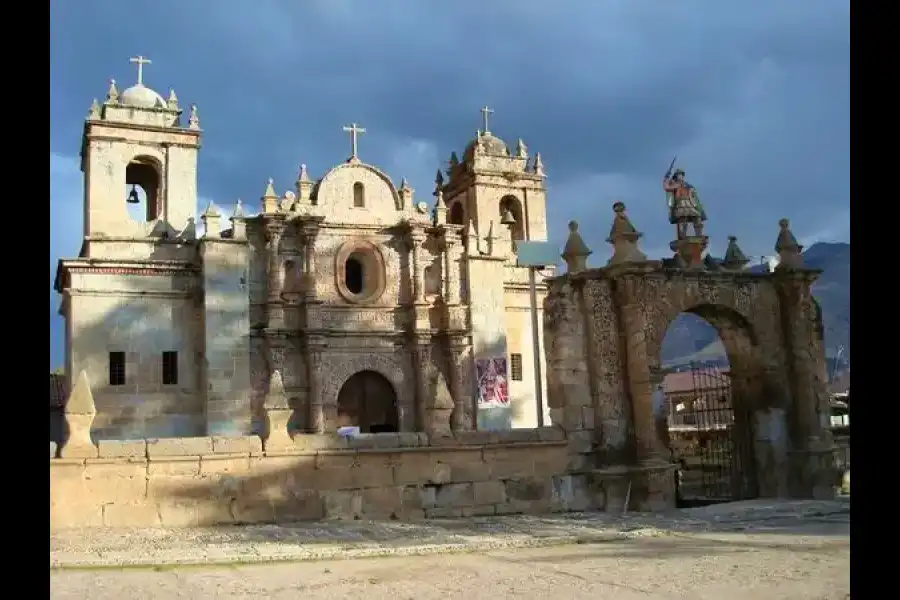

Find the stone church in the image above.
[{"left": 54, "top": 59, "right": 552, "bottom": 441}]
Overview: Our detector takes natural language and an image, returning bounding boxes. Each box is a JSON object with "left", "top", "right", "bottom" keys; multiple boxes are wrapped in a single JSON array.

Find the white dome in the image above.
[{"left": 120, "top": 83, "right": 166, "bottom": 108}]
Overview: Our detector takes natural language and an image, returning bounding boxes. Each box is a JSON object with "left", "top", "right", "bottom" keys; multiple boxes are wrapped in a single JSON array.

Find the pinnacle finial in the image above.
[
  {"left": 167, "top": 88, "right": 179, "bottom": 110},
  {"left": 532, "top": 152, "right": 545, "bottom": 176},
  {"left": 233, "top": 198, "right": 245, "bottom": 218},
  {"left": 562, "top": 220, "right": 592, "bottom": 273},
  {"left": 516, "top": 138, "right": 528, "bottom": 158},
  {"left": 188, "top": 104, "right": 200, "bottom": 129},
  {"left": 297, "top": 164, "right": 311, "bottom": 183},
  {"left": 722, "top": 235, "right": 750, "bottom": 270},
  {"left": 774, "top": 218, "right": 804, "bottom": 270},
  {"left": 106, "top": 79, "right": 119, "bottom": 103},
  {"left": 88, "top": 98, "right": 101, "bottom": 119},
  {"left": 606, "top": 202, "right": 646, "bottom": 265}
]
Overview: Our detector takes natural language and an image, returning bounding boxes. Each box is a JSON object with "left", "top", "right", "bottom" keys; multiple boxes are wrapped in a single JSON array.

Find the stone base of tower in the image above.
[{"left": 670, "top": 236, "right": 709, "bottom": 269}]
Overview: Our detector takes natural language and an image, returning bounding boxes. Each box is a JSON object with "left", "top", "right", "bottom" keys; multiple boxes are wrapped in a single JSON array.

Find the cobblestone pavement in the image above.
[
  {"left": 50, "top": 499, "right": 849, "bottom": 569},
  {"left": 51, "top": 527, "right": 849, "bottom": 599}
]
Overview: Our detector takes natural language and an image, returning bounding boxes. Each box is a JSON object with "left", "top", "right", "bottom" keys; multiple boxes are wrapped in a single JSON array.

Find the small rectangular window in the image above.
[
  {"left": 109, "top": 352, "right": 126, "bottom": 386},
  {"left": 510, "top": 353, "right": 523, "bottom": 381},
  {"left": 162, "top": 351, "right": 179, "bottom": 385}
]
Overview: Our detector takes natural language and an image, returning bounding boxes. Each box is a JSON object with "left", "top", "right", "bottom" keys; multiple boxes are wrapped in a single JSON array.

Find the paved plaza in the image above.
[{"left": 51, "top": 500, "right": 849, "bottom": 598}]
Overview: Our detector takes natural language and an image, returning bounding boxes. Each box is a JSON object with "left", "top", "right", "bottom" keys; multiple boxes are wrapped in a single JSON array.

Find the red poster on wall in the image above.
[{"left": 476, "top": 357, "right": 509, "bottom": 407}]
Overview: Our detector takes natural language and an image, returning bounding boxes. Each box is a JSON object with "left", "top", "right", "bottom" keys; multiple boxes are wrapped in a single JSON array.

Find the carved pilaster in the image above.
[
  {"left": 410, "top": 231, "right": 427, "bottom": 305},
  {"left": 300, "top": 218, "right": 323, "bottom": 302},
  {"left": 265, "top": 217, "right": 287, "bottom": 327},
  {"left": 612, "top": 274, "right": 665, "bottom": 464},
  {"left": 411, "top": 340, "right": 432, "bottom": 432},
  {"left": 444, "top": 236, "right": 460, "bottom": 305},
  {"left": 307, "top": 336, "right": 327, "bottom": 433},
  {"left": 449, "top": 339, "right": 471, "bottom": 431},
  {"left": 775, "top": 271, "right": 828, "bottom": 447}
]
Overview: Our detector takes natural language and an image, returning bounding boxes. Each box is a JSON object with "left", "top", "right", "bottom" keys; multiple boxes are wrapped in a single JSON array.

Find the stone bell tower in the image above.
[
  {"left": 442, "top": 107, "right": 551, "bottom": 430},
  {"left": 80, "top": 55, "right": 201, "bottom": 258},
  {"left": 441, "top": 106, "right": 548, "bottom": 243}
]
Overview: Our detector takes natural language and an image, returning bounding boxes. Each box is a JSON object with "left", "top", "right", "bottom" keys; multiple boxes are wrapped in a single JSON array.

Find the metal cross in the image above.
[
  {"left": 480, "top": 106, "right": 494, "bottom": 133},
  {"left": 129, "top": 55, "right": 152, "bottom": 85},
  {"left": 342, "top": 123, "right": 367, "bottom": 159}
]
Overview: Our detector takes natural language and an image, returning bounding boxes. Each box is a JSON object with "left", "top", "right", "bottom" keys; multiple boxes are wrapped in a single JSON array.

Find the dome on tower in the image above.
[
  {"left": 463, "top": 131, "right": 509, "bottom": 159},
  {"left": 119, "top": 83, "right": 166, "bottom": 108}
]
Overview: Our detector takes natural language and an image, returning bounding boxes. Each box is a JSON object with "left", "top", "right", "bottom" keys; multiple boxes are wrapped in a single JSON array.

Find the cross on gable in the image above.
[{"left": 342, "top": 123, "right": 367, "bottom": 160}]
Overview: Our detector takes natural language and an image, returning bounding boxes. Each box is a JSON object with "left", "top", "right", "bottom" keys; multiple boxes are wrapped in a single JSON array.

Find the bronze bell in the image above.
[
  {"left": 126, "top": 184, "right": 140, "bottom": 204},
  {"left": 500, "top": 207, "right": 516, "bottom": 226}
]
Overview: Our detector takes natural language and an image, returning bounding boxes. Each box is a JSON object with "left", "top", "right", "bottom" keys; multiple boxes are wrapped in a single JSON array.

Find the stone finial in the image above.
[
  {"left": 474, "top": 131, "right": 486, "bottom": 153},
  {"left": 449, "top": 151, "right": 460, "bottom": 169},
  {"left": 516, "top": 138, "right": 528, "bottom": 158},
  {"left": 398, "top": 177, "right": 414, "bottom": 207},
  {"left": 231, "top": 199, "right": 247, "bottom": 239},
  {"left": 722, "top": 235, "right": 750, "bottom": 270},
  {"left": 262, "top": 370, "right": 293, "bottom": 450},
  {"left": 295, "top": 164, "right": 314, "bottom": 202},
  {"left": 606, "top": 201, "right": 647, "bottom": 265},
  {"left": 200, "top": 201, "right": 222, "bottom": 239},
  {"left": 105, "top": 79, "right": 119, "bottom": 104},
  {"left": 434, "top": 189, "right": 448, "bottom": 225},
  {"left": 774, "top": 218, "right": 805, "bottom": 270},
  {"left": 532, "top": 152, "right": 545, "bottom": 177},
  {"left": 262, "top": 178, "right": 279, "bottom": 213},
  {"left": 87, "top": 98, "right": 101, "bottom": 120},
  {"left": 188, "top": 104, "right": 200, "bottom": 129},
  {"left": 61, "top": 371, "right": 97, "bottom": 458},
  {"left": 484, "top": 220, "right": 499, "bottom": 256},
  {"left": 435, "top": 168, "right": 444, "bottom": 188},
  {"left": 562, "top": 220, "right": 591, "bottom": 273},
  {"left": 167, "top": 88, "right": 179, "bottom": 110},
  {"left": 465, "top": 220, "right": 480, "bottom": 254}
]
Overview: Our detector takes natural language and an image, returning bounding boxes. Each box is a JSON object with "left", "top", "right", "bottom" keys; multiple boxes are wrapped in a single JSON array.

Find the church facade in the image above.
[{"left": 54, "top": 61, "right": 552, "bottom": 441}]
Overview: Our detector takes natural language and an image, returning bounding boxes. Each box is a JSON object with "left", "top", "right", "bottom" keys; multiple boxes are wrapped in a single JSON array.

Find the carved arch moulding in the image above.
[{"left": 317, "top": 351, "right": 412, "bottom": 416}]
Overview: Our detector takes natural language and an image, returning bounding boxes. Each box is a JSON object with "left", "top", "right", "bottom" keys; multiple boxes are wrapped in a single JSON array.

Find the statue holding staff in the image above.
[{"left": 663, "top": 156, "right": 707, "bottom": 239}]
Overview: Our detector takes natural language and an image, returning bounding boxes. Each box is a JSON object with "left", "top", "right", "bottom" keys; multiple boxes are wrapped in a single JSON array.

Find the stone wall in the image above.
[{"left": 49, "top": 428, "right": 598, "bottom": 530}]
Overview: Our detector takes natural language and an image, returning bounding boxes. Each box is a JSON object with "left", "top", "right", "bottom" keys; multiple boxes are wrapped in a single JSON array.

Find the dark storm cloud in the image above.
[{"left": 49, "top": 0, "right": 848, "bottom": 365}]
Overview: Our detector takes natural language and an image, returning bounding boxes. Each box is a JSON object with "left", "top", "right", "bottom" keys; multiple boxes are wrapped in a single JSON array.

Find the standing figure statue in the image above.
[{"left": 663, "top": 158, "right": 707, "bottom": 239}]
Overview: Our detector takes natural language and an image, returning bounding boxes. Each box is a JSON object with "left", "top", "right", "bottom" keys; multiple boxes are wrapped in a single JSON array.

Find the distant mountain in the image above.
[{"left": 662, "top": 242, "right": 850, "bottom": 365}]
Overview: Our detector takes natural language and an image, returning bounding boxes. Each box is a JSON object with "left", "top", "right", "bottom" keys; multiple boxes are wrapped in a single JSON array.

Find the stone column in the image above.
[
  {"left": 444, "top": 236, "right": 460, "bottom": 305},
  {"left": 410, "top": 231, "right": 427, "bottom": 305},
  {"left": 307, "top": 336, "right": 327, "bottom": 433},
  {"left": 265, "top": 218, "right": 286, "bottom": 327}
]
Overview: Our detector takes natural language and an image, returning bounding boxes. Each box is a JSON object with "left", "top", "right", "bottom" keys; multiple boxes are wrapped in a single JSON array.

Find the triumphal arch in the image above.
[{"left": 542, "top": 171, "right": 836, "bottom": 511}]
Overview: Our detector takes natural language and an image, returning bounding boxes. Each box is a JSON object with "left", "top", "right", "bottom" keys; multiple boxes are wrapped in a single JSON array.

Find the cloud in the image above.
[{"left": 49, "top": 0, "right": 849, "bottom": 367}]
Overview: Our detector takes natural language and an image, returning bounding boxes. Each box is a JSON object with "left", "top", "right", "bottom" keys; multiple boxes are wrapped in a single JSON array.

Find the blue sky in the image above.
[{"left": 49, "top": 0, "right": 849, "bottom": 369}]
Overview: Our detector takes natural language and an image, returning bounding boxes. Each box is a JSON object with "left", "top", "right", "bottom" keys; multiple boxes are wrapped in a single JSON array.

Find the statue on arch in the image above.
[{"left": 663, "top": 157, "right": 707, "bottom": 239}]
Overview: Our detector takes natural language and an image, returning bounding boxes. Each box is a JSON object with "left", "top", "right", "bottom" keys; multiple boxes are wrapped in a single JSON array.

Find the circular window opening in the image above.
[{"left": 345, "top": 254, "right": 365, "bottom": 295}]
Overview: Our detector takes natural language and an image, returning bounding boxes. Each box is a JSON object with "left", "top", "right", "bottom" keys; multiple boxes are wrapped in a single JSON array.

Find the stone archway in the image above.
[
  {"left": 543, "top": 258, "right": 834, "bottom": 513},
  {"left": 337, "top": 370, "right": 399, "bottom": 433}
]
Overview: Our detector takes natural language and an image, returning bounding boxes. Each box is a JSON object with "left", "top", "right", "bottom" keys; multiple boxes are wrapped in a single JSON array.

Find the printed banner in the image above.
[{"left": 476, "top": 357, "right": 509, "bottom": 407}]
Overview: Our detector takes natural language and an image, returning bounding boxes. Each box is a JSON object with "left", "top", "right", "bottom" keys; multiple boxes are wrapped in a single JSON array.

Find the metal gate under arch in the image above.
[{"left": 666, "top": 363, "right": 758, "bottom": 505}]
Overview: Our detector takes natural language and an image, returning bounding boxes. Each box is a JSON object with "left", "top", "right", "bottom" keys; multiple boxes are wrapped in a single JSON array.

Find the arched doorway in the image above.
[
  {"left": 336, "top": 370, "right": 399, "bottom": 433},
  {"left": 658, "top": 304, "right": 759, "bottom": 506}
]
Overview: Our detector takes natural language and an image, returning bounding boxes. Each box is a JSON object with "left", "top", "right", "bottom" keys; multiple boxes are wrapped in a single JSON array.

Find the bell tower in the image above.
[
  {"left": 79, "top": 56, "right": 201, "bottom": 256},
  {"left": 441, "top": 106, "right": 548, "bottom": 245}
]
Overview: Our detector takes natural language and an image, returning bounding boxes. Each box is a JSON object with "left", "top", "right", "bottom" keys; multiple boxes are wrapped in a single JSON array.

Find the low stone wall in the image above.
[{"left": 50, "top": 428, "right": 596, "bottom": 530}]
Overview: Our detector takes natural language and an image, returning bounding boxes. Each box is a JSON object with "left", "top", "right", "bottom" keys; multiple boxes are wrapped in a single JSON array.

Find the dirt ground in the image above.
[{"left": 51, "top": 528, "right": 850, "bottom": 600}]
